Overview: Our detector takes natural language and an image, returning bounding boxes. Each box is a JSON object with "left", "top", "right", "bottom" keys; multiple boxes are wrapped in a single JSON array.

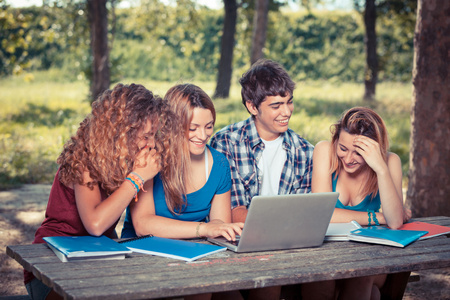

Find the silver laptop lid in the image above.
[{"left": 235, "top": 192, "right": 338, "bottom": 252}]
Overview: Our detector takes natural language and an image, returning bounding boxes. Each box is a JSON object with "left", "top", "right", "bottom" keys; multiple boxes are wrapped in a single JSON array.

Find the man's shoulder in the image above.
[
  {"left": 284, "top": 128, "right": 314, "bottom": 150},
  {"left": 212, "top": 118, "right": 251, "bottom": 143}
]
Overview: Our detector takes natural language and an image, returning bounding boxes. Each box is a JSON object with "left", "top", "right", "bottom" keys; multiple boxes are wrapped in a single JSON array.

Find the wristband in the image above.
[
  {"left": 125, "top": 177, "right": 138, "bottom": 201},
  {"left": 130, "top": 172, "right": 145, "bottom": 184}
]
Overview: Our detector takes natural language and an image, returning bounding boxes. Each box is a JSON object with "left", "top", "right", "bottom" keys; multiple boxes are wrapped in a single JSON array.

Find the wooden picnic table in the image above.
[{"left": 6, "top": 216, "right": 450, "bottom": 300}]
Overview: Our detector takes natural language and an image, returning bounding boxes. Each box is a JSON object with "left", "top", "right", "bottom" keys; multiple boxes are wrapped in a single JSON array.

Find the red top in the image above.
[{"left": 24, "top": 170, "right": 118, "bottom": 284}]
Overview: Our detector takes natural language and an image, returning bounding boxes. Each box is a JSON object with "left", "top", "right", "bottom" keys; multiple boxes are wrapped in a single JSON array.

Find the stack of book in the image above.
[
  {"left": 44, "top": 234, "right": 226, "bottom": 263},
  {"left": 43, "top": 235, "right": 132, "bottom": 262},
  {"left": 325, "top": 220, "right": 450, "bottom": 248}
]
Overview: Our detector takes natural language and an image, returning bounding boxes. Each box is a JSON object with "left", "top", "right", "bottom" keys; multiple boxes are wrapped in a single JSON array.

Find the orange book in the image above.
[{"left": 399, "top": 221, "right": 450, "bottom": 240}]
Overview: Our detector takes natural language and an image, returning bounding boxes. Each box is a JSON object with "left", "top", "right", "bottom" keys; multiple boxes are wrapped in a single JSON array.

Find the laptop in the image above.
[{"left": 207, "top": 192, "right": 339, "bottom": 252}]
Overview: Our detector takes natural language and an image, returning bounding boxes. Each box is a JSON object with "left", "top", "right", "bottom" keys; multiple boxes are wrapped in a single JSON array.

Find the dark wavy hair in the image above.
[
  {"left": 239, "top": 59, "right": 295, "bottom": 112},
  {"left": 57, "top": 83, "right": 180, "bottom": 196}
]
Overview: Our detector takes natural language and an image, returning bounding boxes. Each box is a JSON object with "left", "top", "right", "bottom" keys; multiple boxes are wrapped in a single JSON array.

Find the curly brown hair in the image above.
[{"left": 57, "top": 83, "right": 181, "bottom": 196}]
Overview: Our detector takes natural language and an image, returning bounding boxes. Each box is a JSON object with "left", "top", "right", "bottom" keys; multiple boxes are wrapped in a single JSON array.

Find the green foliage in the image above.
[
  {"left": 1, "top": 1, "right": 415, "bottom": 83},
  {"left": 266, "top": 11, "right": 365, "bottom": 82},
  {"left": 0, "top": 1, "right": 35, "bottom": 75},
  {"left": 0, "top": 1, "right": 91, "bottom": 78}
]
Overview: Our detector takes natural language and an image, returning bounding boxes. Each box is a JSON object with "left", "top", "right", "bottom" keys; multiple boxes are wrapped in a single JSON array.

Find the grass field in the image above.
[{"left": 0, "top": 71, "right": 413, "bottom": 189}]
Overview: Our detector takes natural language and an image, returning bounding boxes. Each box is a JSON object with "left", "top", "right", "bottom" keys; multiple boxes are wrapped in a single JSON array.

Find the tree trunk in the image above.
[
  {"left": 214, "top": 0, "right": 238, "bottom": 99},
  {"left": 406, "top": 0, "right": 450, "bottom": 217},
  {"left": 363, "top": 0, "right": 377, "bottom": 102},
  {"left": 87, "top": 0, "right": 110, "bottom": 103},
  {"left": 250, "top": 0, "right": 269, "bottom": 65}
]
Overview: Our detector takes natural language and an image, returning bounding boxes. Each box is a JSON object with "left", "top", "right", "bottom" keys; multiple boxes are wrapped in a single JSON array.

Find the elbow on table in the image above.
[
  {"left": 387, "top": 219, "right": 403, "bottom": 230},
  {"left": 133, "top": 220, "right": 152, "bottom": 237},
  {"left": 85, "top": 222, "right": 107, "bottom": 237}
]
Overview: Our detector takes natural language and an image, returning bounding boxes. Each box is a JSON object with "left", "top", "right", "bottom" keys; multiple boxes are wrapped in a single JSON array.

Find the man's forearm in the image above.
[{"left": 232, "top": 206, "right": 248, "bottom": 223}]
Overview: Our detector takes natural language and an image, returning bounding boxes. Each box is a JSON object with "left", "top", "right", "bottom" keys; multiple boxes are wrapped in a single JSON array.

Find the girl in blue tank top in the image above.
[
  {"left": 302, "top": 107, "right": 411, "bottom": 300},
  {"left": 122, "top": 84, "right": 243, "bottom": 242}
]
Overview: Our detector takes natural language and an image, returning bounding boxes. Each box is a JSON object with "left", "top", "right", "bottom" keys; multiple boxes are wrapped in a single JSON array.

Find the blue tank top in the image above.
[
  {"left": 121, "top": 146, "right": 231, "bottom": 238},
  {"left": 332, "top": 172, "right": 380, "bottom": 212}
]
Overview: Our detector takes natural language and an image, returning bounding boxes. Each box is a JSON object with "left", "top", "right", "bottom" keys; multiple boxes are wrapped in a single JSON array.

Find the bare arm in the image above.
[
  {"left": 74, "top": 175, "right": 136, "bottom": 236},
  {"left": 312, "top": 141, "right": 391, "bottom": 225},
  {"left": 311, "top": 141, "right": 333, "bottom": 193},
  {"left": 131, "top": 183, "right": 243, "bottom": 240},
  {"left": 206, "top": 191, "right": 244, "bottom": 240},
  {"left": 353, "top": 136, "right": 407, "bottom": 229},
  {"left": 231, "top": 206, "right": 248, "bottom": 223},
  {"left": 75, "top": 148, "right": 161, "bottom": 236},
  {"left": 330, "top": 155, "right": 406, "bottom": 227},
  {"left": 376, "top": 153, "right": 409, "bottom": 228}
]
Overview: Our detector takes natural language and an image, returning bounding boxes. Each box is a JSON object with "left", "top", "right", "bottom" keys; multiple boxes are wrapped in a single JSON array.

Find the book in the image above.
[
  {"left": 119, "top": 235, "right": 226, "bottom": 262},
  {"left": 325, "top": 220, "right": 362, "bottom": 241},
  {"left": 43, "top": 235, "right": 132, "bottom": 262},
  {"left": 398, "top": 221, "right": 450, "bottom": 240},
  {"left": 348, "top": 226, "right": 428, "bottom": 248}
]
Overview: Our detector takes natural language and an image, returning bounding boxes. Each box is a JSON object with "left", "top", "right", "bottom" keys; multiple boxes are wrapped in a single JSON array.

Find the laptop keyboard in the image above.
[{"left": 228, "top": 236, "right": 240, "bottom": 246}]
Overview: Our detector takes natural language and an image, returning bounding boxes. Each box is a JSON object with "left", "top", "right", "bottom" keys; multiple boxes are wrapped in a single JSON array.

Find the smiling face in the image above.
[
  {"left": 188, "top": 107, "right": 214, "bottom": 157},
  {"left": 336, "top": 130, "right": 367, "bottom": 174},
  {"left": 246, "top": 94, "right": 293, "bottom": 141}
]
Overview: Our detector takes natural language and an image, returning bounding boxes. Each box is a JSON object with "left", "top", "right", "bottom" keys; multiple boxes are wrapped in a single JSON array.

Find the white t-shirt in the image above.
[{"left": 258, "top": 135, "right": 286, "bottom": 196}]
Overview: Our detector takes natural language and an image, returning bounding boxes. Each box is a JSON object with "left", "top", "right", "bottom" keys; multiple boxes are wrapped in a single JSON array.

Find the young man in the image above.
[{"left": 210, "top": 59, "right": 314, "bottom": 223}]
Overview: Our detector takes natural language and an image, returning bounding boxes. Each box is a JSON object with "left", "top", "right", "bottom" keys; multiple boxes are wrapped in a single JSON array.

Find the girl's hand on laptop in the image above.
[{"left": 200, "top": 220, "right": 244, "bottom": 241}]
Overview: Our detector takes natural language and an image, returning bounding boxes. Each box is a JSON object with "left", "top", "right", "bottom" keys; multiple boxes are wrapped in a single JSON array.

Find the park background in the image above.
[{"left": 1, "top": 0, "right": 449, "bottom": 298}]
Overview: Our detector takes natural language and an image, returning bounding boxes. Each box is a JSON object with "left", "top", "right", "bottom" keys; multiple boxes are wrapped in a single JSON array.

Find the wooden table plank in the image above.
[
  {"left": 6, "top": 217, "right": 450, "bottom": 300},
  {"left": 52, "top": 250, "right": 450, "bottom": 300},
  {"left": 10, "top": 238, "right": 449, "bottom": 299}
]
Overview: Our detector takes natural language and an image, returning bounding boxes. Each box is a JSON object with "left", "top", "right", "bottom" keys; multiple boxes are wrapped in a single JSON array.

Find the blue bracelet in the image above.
[
  {"left": 125, "top": 177, "right": 140, "bottom": 193},
  {"left": 368, "top": 211, "right": 372, "bottom": 226},
  {"left": 372, "top": 212, "right": 380, "bottom": 226}
]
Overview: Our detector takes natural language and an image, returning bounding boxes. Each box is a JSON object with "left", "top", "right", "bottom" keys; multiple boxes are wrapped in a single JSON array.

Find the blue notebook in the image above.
[
  {"left": 120, "top": 235, "right": 226, "bottom": 262},
  {"left": 43, "top": 235, "right": 132, "bottom": 262},
  {"left": 348, "top": 226, "right": 428, "bottom": 248}
]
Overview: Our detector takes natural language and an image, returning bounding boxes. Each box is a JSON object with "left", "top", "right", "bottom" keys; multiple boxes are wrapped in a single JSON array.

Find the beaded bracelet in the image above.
[
  {"left": 372, "top": 211, "right": 380, "bottom": 226},
  {"left": 367, "top": 210, "right": 380, "bottom": 226}
]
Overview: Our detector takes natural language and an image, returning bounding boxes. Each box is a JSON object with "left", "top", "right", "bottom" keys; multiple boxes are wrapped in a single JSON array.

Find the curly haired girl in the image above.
[{"left": 25, "top": 83, "right": 182, "bottom": 300}]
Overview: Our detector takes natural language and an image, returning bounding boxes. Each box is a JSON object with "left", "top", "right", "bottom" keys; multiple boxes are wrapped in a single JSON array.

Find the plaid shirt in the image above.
[{"left": 210, "top": 117, "right": 314, "bottom": 209}]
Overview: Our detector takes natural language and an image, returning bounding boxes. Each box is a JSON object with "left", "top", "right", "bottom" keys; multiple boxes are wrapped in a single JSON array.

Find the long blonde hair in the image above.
[
  {"left": 163, "top": 83, "right": 216, "bottom": 213},
  {"left": 330, "top": 107, "right": 389, "bottom": 199}
]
